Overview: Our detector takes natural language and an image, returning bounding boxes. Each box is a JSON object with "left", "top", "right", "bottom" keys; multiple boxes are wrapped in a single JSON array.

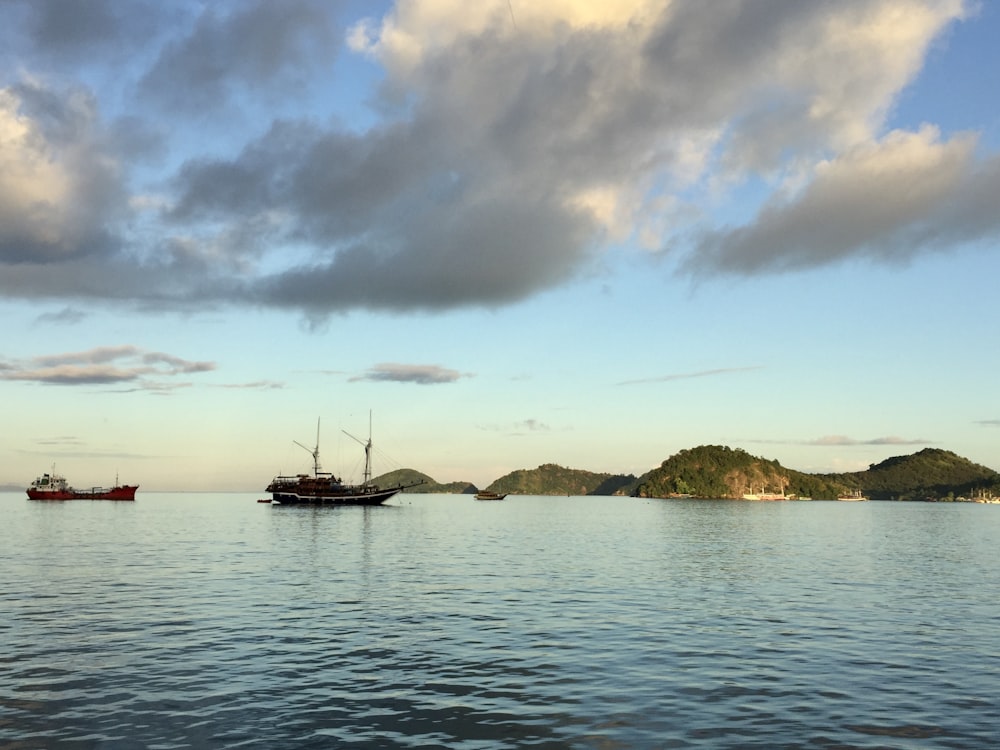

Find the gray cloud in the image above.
[
  {"left": 350, "top": 363, "right": 467, "bottom": 385},
  {"left": 806, "top": 435, "right": 932, "bottom": 447},
  {"left": 7, "top": 0, "right": 165, "bottom": 63},
  {"left": 618, "top": 366, "right": 762, "bottom": 386},
  {"left": 0, "top": 81, "right": 125, "bottom": 264},
  {"left": 216, "top": 381, "right": 284, "bottom": 390},
  {"left": 138, "top": 0, "right": 339, "bottom": 113},
  {"left": 34, "top": 307, "right": 89, "bottom": 325},
  {"left": 684, "top": 128, "right": 1000, "bottom": 275},
  {"left": 975, "top": 420, "right": 1000, "bottom": 427},
  {"left": 1, "top": 346, "right": 215, "bottom": 386},
  {"left": 0, "top": 1, "right": 988, "bottom": 317},
  {"left": 478, "top": 419, "right": 555, "bottom": 435}
]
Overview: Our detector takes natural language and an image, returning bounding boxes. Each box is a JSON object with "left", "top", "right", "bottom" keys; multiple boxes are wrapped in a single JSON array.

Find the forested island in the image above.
[{"left": 377, "top": 446, "right": 1000, "bottom": 502}]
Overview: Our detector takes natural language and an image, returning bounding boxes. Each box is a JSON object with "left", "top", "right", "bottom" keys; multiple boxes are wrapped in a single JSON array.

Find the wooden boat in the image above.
[
  {"left": 266, "top": 417, "right": 420, "bottom": 505},
  {"left": 475, "top": 491, "right": 508, "bottom": 501}
]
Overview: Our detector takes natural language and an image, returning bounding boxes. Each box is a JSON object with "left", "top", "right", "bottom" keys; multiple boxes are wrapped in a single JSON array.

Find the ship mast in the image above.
[
  {"left": 294, "top": 418, "right": 322, "bottom": 477},
  {"left": 343, "top": 411, "right": 373, "bottom": 486}
]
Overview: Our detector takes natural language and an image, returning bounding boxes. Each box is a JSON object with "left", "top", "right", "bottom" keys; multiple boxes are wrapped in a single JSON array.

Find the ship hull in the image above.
[
  {"left": 26, "top": 485, "right": 138, "bottom": 501},
  {"left": 475, "top": 492, "right": 507, "bottom": 501},
  {"left": 270, "top": 486, "right": 402, "bottom": 506}
]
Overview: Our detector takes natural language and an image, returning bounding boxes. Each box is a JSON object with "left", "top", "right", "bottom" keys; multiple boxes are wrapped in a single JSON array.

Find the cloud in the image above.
[
  {"left": 0, "top": 82, "right": 124, "bottom": 264},
  {"left": 617, "top": 366, "right": 762, "bottom": 386},
  {"left": 19, "top": 437, "right": 149, "bottom": 460},
  {"left": 477, "top": 418, "right": 554, "bottom": 434},
  {"left": 805, "top": 435, "right": 932, "bottom": 446},
  {"left": 0, "top": 0, "right": 989, "bottom": 317},
  {"left": 138, "top": 0, "right": 339, "bottom": 113},
  {"left": 684, "top": 126, "right": 1000, "bottom": 275},
  {"left": 34, "top": 307, "right": 88, "bottom": 325},
  {"left": 0, "top": 345, "right": 216, "bottom": 387},
  {"left": 34, "top": 435, "right": 85, "bottom": 447},
  {"left": 10, "top": 0, "right": 164, "bottom": 62},
  {"left": 975, "top": 420, "right": 1000, "bottom": 427},
  {"left": 217, "top": 380, "right": 284, "bottom": 390},
  {"left": 350, "top": 362, "right": 467, "bottom": 384}
]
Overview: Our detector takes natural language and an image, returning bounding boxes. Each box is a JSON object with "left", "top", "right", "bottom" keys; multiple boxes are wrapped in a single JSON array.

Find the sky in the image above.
[{"left": 1, "top": 0, "right": 999, "bottom": 492}]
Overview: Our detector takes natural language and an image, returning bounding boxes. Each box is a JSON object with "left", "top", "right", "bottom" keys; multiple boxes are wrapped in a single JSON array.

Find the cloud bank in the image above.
[
  {"left": 0, "top": 345, "right": 215, "bottom": 387},
  {"left": 617, "top": 366, "right": 762, "bottom": 386},
  {"left": 806, "top": 435, "right": 932, "bottom": 446},
  {"left": 351, "top": 363, "right": 467, "bottom": 385},
  {"left": 0, "top": 0, "right": 994, "bottom": 317}
]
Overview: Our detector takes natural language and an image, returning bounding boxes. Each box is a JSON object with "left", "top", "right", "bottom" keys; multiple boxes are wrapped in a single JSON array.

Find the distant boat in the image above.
[
  {"left": 837, "top": 491, "right": 868, "bottom": 501},
  {"left": 474, "top": 491, "right": 507, "bottom": 501},
  {"left": 27, "top": 470, "right": 137, "bottom": 501},
  {"left": 741, "top": 486, "right": 786, "bottom": 501},
  {"left": 266, "top": 417, "right": 420, "bottom": 506}
]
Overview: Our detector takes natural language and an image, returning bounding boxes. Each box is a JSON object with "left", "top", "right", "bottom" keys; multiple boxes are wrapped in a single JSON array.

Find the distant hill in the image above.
[
  {"left": 822, "top": 448, "right": 1000, "bottom": 501},
  {"left": 633, "top": 445, "right": 846, "bottom": 500},
  {"left": 373, "top": 468, "right": 476, "bottom": 495},
  {"left": 486, "top": 463, "right": 636, "bottom": 496},
  {"left": 373, "top": 446, "right": 1000, "bottom": 502}
]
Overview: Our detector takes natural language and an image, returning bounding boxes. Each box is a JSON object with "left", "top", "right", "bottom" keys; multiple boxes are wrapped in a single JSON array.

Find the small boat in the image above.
[
  {"left": 266, "top": 417, "right": 421, "bottom": 506},
  {"left": 837, "top": 491, "right": 868, "bottom": 501},
  {"left": 27, "top": 470, "right": 138, "bottom": 501},
  {"left": 475, "top": 491, "right": 507, "bottom": 501},
  {"left": 257, "top": 498, "right": 272, "bottom": 504},
  {"left": 741, "top": 486, "right": 786, "bottom": 501}
]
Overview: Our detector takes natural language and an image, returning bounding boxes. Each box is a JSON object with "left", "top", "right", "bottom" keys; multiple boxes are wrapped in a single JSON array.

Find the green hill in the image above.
[
  {"left": 824, "top": 448, "right": 1000, "bottom": 501},
  {"left": 486, "top": 463, "right": 636, "bottom": 496},
  {"left": 374, "top": 447, "right": 1000, "bottom": 501},
  {"left": 633, "top": 445, "right": 846, "bottom": 500},
  {"left": 373, "top": 468, "right": 476, "bottom": 494}
]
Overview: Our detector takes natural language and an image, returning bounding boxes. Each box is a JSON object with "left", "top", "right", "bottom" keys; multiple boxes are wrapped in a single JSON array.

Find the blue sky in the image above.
[{"left": 1, "top": 0, "right": 998, "bottom": 492}]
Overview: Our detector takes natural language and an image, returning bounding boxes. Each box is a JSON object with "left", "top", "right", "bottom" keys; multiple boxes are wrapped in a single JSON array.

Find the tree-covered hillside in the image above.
[
  {"left": 373, "top": 469, "right": 476, "bottom": 494},
  {"left": 487, "top": 464, "right": 635, "bottom": 496},
  {"left": 375, "top": 446, "right": 1000, "bottom": 501},
  {"left": 632, "top": 445, "right": 846, "bottom": 499},
  {"left": 823, "top": 448, "right": 1000, "bottom": 501}
]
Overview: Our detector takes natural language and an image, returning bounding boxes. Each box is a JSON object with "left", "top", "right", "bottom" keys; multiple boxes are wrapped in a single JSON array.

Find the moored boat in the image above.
[
  {"left": 837, "top": 491, "right": 868, "bottom": 501},
  {"left": 474, "top": 491, "right": 507, "bottom": 501},
  {"left": 266, "top": 417, "right": 420, "bottom": 505},
  {"left": 741, "top": 485, "right": 786, "bottom": 501},
  {"left": 27, "top": 471, "right": 138, "bottom": 501}
]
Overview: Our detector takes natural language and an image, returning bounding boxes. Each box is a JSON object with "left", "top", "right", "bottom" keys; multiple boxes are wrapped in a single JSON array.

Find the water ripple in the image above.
[{"left": 3, "top": 494, "right": 999, "bottom": 748}]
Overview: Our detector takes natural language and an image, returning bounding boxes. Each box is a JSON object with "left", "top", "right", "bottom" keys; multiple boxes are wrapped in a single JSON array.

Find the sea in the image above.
[{"left": 2, "top": 492, "right": 998, "bottom": 749}]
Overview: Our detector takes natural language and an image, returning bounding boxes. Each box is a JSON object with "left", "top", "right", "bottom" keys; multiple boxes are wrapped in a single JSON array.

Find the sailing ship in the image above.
[
  {"left": 27, "top": 470, "right": 138, "bottom": 501},
  {"left": 266, "top": 418, "right": 419, "bottom": 505}
]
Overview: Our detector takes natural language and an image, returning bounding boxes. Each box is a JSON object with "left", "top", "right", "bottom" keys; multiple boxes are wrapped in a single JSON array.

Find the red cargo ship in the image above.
[{"left": 26, "top": 471, "right": 138, "bottom": 501}]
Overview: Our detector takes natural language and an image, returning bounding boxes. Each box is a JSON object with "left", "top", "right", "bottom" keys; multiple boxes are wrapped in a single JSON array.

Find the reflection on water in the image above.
[{"left": 3, "top": 493, "right": 999, "bottom": 748}]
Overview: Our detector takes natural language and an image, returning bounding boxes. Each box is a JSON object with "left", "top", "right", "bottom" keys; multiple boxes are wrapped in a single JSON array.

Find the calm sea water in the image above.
[{"left": 2, "top": 493, "right": 998, "bottom": 749}]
